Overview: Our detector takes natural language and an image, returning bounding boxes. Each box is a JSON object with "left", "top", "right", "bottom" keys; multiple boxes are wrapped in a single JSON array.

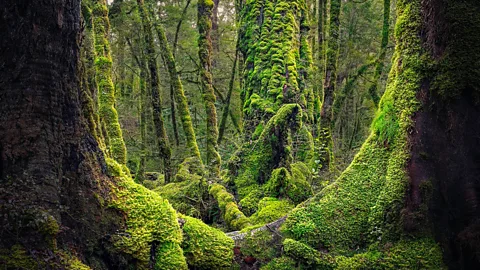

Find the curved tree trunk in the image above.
[{"left": 153, "top": 19, "right": 203, "bottom": 162}]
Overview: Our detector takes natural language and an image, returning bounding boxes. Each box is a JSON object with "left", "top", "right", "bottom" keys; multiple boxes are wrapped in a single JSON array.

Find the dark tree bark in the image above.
[{"left": 0, "top": 0, "right": 123, "bottom": 266}]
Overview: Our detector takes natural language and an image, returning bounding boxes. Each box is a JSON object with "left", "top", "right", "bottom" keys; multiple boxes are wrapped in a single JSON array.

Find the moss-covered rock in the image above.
[{"left": 180, "top": 215, "right": 234, "bottom": 269}]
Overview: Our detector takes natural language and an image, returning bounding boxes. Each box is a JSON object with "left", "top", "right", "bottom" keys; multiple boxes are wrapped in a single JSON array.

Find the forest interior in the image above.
[{"left": 1, "top": 0, "right": 480, "bottom": 269}]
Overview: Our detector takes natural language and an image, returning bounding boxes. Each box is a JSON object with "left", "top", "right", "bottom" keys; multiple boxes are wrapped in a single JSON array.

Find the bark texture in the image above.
[{"left": 0, "top": 0, "right": 123, "bottom": 266}]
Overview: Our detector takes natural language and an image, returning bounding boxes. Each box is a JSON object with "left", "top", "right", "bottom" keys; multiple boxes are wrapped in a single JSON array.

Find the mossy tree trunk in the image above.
[
  {"left": 81, "top": 1, "right": 107, "bottom": 152},
  {"left": 284, "top": 0, "right": 480, "bottom": 268},
  {"left": 198, "top": 0, "right": 222, "bottom": 177},
  {"left": 170, "top": 0, "right": 192, "bottom": 147},
  {"left": 314, "top": 0, "right": 325, "bottom": 127},
  {"left": 136, "top": 0, "right": 173, "bottom": 183},
  {"left": 134, "top": 64, "right": 148, "bottom": 184},
  {"left": 239, "top": 0, "right": 314, "bottom": 135},
  {"left": 92, "top": 0, "right": 128, "bottom": 165},
  {"left": 0, "top": 0, "right": 124, "bottom": 266},
  {"left": 318, "top": 0, "right": 342, "bottom": 171},
  {"left": 152, "top": 17, "right": 203, "bottom": 163}
]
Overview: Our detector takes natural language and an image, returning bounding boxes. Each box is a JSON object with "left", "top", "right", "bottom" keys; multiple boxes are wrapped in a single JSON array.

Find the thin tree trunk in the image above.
[
  {"left": 198, "top": 0, "right": 221, "bottom": 177},
  {"left": 135, "top": 66, "right": 148, "bottom": 183},
  {"left": 314, "top": 0, "right": 325, "bottom": 127},
  {"left": 218, "top": 47, "right": 239, "bottom": 144},
  {"left": 212, "top": 0, "right": 221, "bottom": 53},
  {"left": 93, "top": 0, "right": 128, "bottom": 165},
  {"left": 169, "top": 0, "right": 192, "bottom": 147},
  {"left": 152, "top": 19, "right": 203, "bottom": 162},
  {"left": 368, "top": 0, "right": 390, "bottom": 107},
  {"left": 319, "top": 0, "right": 342, "bottom": 171},
  {"left": 137, "top": 0, "right": 172, "bottom": 183}
]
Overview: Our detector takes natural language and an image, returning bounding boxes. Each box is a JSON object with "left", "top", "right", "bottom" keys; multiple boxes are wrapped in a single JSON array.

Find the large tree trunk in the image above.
[
  {"left": 283, "top": 0, "right": 480, "bottom": 268},
  {"left": 0, "top": 0, "right": 123, "bottom": 266}
]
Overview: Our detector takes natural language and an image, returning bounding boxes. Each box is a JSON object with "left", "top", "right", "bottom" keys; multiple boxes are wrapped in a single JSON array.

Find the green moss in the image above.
[
  {"left": 0, "top": 245, "right": 38, "bottom": 269},
  {"left": 283, "top": 238, "right": 336, "bottom": 269},
  {"left": 264, "top": 167, "right": 312, "bottom": 205},
  {"left": 371, "top": 97, "right": 399, "bottom": 144},
  {"left": 261, "top": 257, "right": 297, "bottom": 270},
  {"left": 233, "top": 104, "right": 303, "bottom": 200},
  {"left": 241, "top": 230, "right": 282, "bottom": 263},
  {"left": 155, "top": 171, "right": 206, "bottom": 218},
  {"left": 335, "top": 238, "right": 444, "bottom": 269},
  {"left": 92, "top": 0, "right": 127, "bottom": 165},
  {"left": 239, "top": 188, "right": 264, "bottom": 216},
  {"left": 249, "top": 197, "right": 293, "bottom": 225},
  {"left": 252, "top": 121, "right": 265, "bottom": 140},
  {"left": 281, "top": 2, "right": 445, "bottom": 268},
  {"left": 180, "top": 215, "right": 234, "bottom": 269},
  {"left": 0, "top": 246, "right": 92, "bottom": 269},
  {"left": 107, "top": 158, "right": 187, "bottom": 269},
  {"left": 239, "top": 0, "right": 314, "bottom": 132},
  {"left": 210, "top": 184, "right": 251, "bottom": 230}
]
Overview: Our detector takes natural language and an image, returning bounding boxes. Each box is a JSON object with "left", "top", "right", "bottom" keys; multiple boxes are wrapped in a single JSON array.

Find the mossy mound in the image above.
[
  {"left": 249, "top": 197, "right": 294, "bottom": 226},
  {"left": 264, "top": 165, "right": 312, "bottom": 205},
  {"left": 180, "top": 214, "right": 234, "bottom": 269},
  {"left": 107, "top": 158, "right": 188, "bottom": 269},
  {"left": 260, "top": 257, "right": 297, "bottom": 270},
  {"left": 239, "top": 188, "right": 264, "bottom": 216}
]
